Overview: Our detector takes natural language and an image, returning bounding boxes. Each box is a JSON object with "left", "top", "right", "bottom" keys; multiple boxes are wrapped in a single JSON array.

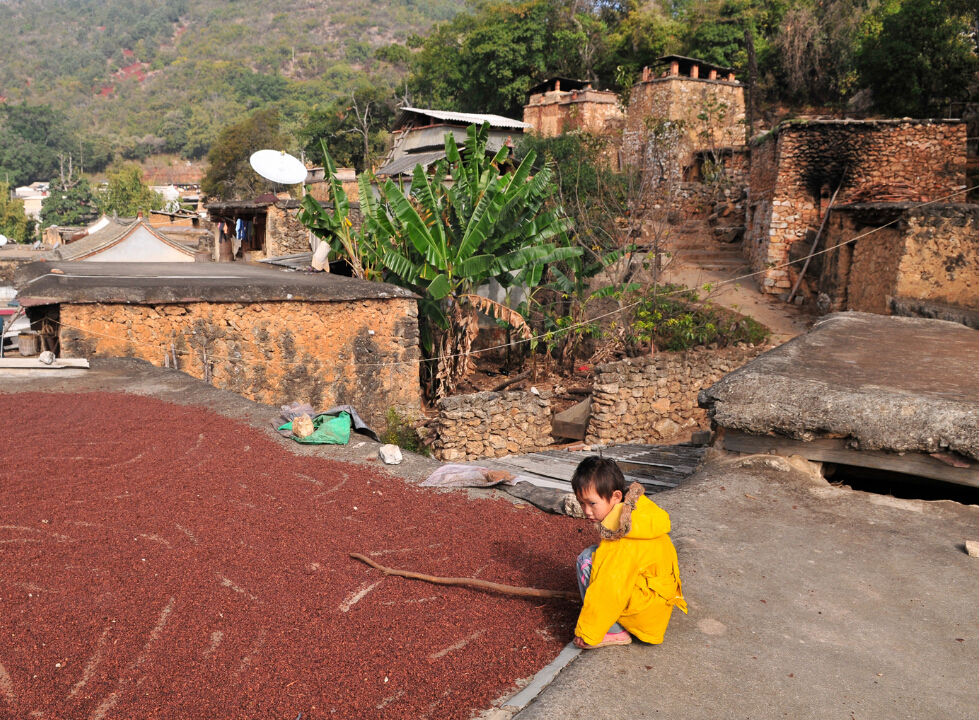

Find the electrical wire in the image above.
[{"left": 48, "top": 184, "right": 974, "bottom": 371}]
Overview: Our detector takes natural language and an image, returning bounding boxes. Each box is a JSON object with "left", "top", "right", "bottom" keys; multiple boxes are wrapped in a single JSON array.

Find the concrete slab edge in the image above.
[{"left": 502, "top": 642, "right": 581, "bottom": 713}]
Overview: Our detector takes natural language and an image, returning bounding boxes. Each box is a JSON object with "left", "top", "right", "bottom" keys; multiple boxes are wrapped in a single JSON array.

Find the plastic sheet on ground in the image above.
[
  {"left": 274, "top": 402, "right": 380, "bottom": 443},
  {"left": 420, "top": 464, "right": 516, "bottom": 488},
  {"left": 279, "top": 412, "right": 351, "bottom": 445}
]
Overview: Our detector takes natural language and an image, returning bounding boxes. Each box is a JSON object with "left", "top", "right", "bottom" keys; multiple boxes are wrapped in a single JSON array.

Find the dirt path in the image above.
[
  {"left": 664, "top": 263, "right": 816, "bottom": 343},
  {"left": 0, "top": 390, "right": 586, "bottom": 720}
]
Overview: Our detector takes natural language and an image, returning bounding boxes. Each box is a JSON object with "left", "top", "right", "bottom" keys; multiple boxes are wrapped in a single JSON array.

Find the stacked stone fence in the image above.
[
  {"left": 429, "top": 391, "right": 554, "bottom": 462},
  {"left": 585, "top": 344, "right": 768, "bottom": 446},
  {"left": 428, "top": 344, "right": 770, "bottom": 460}
]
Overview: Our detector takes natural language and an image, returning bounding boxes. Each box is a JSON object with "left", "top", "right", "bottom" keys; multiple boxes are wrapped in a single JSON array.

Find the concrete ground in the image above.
[
  {"left": 515, "top": 451, "right": 979, "bottom": 720},
  {"left": 4, "top": 360, "right": 977, "bottom": 719}
]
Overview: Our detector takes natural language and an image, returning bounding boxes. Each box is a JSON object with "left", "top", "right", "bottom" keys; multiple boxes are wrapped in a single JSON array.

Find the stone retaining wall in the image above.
[
  {"left": 430, "top": 391, "right": 553, "bottom": 462},
  {"left": 585, "top": 344, "right": 767, "bottom": 445}
]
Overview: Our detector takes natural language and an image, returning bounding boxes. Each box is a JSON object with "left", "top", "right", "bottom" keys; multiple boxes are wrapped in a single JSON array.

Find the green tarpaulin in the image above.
[{"left": 279, "top": 412, "right": 352, "bottom": 445}]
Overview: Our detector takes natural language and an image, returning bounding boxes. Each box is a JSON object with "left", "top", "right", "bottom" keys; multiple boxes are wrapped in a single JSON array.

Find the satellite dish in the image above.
[
  {"left": 249, "top": 150, "right": 308, "bottom": 185},
  {"left": 0, "top": 235, "right": 7, "bottom": 247}
]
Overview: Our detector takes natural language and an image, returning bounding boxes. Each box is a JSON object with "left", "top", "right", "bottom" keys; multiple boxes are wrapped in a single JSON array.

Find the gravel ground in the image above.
[{"left": 0, "top": 389, "right": 590, "bottom": 719}]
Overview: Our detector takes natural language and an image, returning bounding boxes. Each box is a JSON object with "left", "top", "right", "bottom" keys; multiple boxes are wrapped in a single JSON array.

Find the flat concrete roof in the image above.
[
  {"left": 14, "top": 261, "right": 416, "bottom": 306},
  {"left": 700, "top": 312, "right": 979, "bottom": 459}
]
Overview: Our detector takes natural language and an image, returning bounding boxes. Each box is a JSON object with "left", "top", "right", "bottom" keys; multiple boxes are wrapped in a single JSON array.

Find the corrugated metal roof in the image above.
[
  {"left": 396, "top": 108, "right": 529, "bottom": 130},
  {"left": 375, "top": 150, "right": 448, "bottom": 178}
]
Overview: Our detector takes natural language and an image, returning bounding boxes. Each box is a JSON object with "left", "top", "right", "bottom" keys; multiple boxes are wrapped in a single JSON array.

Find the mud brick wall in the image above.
[
  {"left": 585, "top": 344, "right": 766, "bottom": 446},
  {"left": 845, "top": 223, "right": 906, "bottom": 315},
  {"left": 625, "top": 77, "right": 745, "bottom": 166},
  {"left": 431, "top": 391, "right": 553, "bottom": 462},
  {"left": 524, "top": 90, "right": 623, "bottom": 137},
  {"left": 59, "top": 298, "right": 421, "bottom": 426},
  {"left": 745, "top": 120, "right": 968, "bottom": 294},
  {"left": 817, "top": 204, "right": 979, "bottom": 314},
  {"left": 893, "top": 206, "right": 979, "bottom": 309}
]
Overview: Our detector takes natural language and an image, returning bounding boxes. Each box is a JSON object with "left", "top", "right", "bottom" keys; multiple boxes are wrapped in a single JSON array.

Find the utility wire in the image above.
[{"left": 49, "top": 185, "right": 973, "bottom": 371}]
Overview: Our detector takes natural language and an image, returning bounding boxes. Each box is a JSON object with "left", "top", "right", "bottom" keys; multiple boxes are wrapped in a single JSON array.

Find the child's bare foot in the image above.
[{"left": 573, "top": 631, "right": 632, "bottom": 649}]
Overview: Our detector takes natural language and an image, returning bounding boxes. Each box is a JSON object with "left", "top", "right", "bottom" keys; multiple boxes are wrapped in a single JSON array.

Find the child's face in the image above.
[{"left": 577, "top": 484, "right": 623, "bottom": 522}]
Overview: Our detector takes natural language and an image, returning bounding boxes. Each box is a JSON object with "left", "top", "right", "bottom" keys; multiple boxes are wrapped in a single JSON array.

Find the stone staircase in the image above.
[{"left": 666, "top": 198, "right": 749, "bottom": 275}]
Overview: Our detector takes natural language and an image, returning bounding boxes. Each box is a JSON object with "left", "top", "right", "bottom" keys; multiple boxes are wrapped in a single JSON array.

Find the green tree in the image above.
[
  {"left": 856, "top": 0, "right": 979, "bottom": 116},
  {"left": 202, "top": 108, "right": 287, "bottom": 200},
  {"left": 0, "top": 182, "right": 33, "bottom": 242},
  {"left": 39, "top": 179, "right": 99, "bottom": 229},
  {"left": 0, "top": 104, "right": 74, "bottom": 187},
  {"left": 409, "top": 0, "right": 593, "bottom": 117},
  {"left": 99, "top": 164, "right": 164, "bottom": 217},
  {"left": 299, "top": 86, "right": 396, "bottom": 172}
]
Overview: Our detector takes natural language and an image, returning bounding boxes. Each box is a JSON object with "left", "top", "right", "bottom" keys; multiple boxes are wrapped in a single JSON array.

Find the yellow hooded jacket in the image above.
[{"left": 575, "top": 485, "right": 687, "bottom": 645}]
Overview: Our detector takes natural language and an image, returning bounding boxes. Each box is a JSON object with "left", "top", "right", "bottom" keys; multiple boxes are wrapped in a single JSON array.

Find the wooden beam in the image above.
[
  {"left": 723, "top": 429, "right": 979, "bottom": 489},
  {"left": 551, "top": 397, "right": 591, "bottom": 440}
]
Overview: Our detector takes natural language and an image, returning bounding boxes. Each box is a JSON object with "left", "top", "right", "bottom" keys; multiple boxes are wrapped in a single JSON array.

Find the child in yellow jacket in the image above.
[{"left": 572, "top": 456, "right": 687, "bottom": 649}]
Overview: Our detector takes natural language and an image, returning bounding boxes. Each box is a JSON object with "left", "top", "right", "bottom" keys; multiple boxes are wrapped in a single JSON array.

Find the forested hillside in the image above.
[
  {"left": 0, "top": 0, "right": 462, "bottom": 183},
  {"left": 0, "top": 0, "right": 975, "bottom": 191}
]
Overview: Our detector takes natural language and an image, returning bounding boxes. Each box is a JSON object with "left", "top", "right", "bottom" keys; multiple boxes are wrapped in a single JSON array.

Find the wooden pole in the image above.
[
  {"left": 786, "top": 178, "right": 845, "bottom": 304},
  {"left": 349, "top": 553, "right": 580, "bottom": 601}
]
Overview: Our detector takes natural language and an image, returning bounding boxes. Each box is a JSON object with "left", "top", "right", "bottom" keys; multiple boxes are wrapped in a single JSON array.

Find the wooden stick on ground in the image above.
[
  {"left": 350, "top": 553, "right": 580, "bottom": 601},
  {"left": 491, "top": 369, "right": 532, "bottom": 392}
]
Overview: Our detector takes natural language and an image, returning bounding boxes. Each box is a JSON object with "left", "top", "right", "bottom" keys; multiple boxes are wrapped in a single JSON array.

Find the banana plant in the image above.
[
  {"left": 298, "top": 123, "right": 580, "bottom": 399},
  {"left": 374, "top": 123, "right": 580, "bottom": 397}
]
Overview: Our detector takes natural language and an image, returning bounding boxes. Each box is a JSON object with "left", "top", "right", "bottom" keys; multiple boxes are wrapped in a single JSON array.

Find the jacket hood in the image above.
[{"left": 599, "top": 483, "right": 671, "bottom": 541}]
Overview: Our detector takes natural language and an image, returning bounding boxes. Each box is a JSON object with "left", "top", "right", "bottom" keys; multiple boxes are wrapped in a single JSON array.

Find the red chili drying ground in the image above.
[{"left": 0, "top": 393, "right": 591, "bottom": 720}]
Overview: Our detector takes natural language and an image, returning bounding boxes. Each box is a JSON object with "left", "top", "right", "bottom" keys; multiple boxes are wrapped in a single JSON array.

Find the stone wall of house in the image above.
[
  {"left": 59, "top": 298, "right": 421, "bottom": 427},
  {"left": 429, "top": 391, "right": 553, "bottom": 462},
  {"left": 625, "top": 77, "right": 745, "bottom": 167},
  {"left": 811, "top": 204, "right": 979, "bottom": 314},
  {"left": 265, "top": 203, "right": 310, "bottom": 257},
  {"left": 585, "top": 344, "right": 767, "bottom": 446},
  {"left": 745, "top": 120, "right": 968, "bottom": 294},
  {"left": 524, "top": 90, "right": 624, "bottom": 137}
]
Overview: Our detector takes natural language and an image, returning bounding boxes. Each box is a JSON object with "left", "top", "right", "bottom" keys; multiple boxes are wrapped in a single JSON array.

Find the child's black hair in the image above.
[{"left": 571, "top": 456, "right": 627, "bottom": 502}]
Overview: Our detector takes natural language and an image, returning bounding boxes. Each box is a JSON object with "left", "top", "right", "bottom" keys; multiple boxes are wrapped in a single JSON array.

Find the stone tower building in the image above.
[
  {"left": 523, "top": 77, "right": 624, "bottom": 138},
  {"left": 625, "top": 55, "right": 745, "bottom": 171}
]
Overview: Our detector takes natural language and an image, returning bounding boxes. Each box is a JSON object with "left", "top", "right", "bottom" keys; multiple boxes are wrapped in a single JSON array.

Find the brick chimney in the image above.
[
  {"left": 709, "top": 69, "right": 717, "bottom": 80},
  {"left": 691, "top": 64, "right": 699, "bottom": 79},
  {"left": 727, "top": 72, "right": 736, "bottom": 81},
  {"left": 555, "top": 80, "right": 561, "bottom": 92},
  {"left": 670, "top": 60, "right": 679, "bottom": 76}
]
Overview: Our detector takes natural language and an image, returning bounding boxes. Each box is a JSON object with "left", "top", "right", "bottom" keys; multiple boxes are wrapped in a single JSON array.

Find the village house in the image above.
[
  {"left": 375, "top": 107, "right": 529, "bottom": 180},
  {"left": 625, "top": 55, "right": 745, "bottom": 172},
  {"left": 13, "top": 182, "right": 49, "bottom": 221},
  {"left": 48, "top": 214, "right": 201, "bottom": 262},
  {"left": 744, "top": 118, "right": 969, "bottom": 295},
  {"left": 13, "top": 261, "right": 421, "bottom": 426},
  {"left": 204, "top": 196, "right": 310, "bottom": 262},
  {"left": 523, "top": 77, "right": 623, "bottom": 138}
]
